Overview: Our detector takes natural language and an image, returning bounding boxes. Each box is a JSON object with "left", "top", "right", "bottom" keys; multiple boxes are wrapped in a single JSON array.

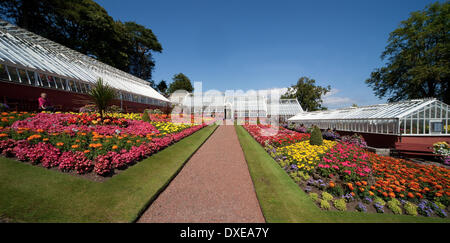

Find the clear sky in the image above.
[{"left": 95, "top": 0, "right": 441, "bottom": 109}]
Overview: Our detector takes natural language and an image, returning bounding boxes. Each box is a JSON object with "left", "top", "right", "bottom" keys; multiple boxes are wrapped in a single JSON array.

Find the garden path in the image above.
[{"left": 138, "top": 125, "right": 265, "bottom": 223}]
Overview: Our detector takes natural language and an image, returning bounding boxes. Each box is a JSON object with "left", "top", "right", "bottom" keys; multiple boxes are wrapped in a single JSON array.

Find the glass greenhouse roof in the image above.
[
  {"left": 0, "top": 20, "right": 168, "bottom": 102},
  {"left": 289, "top": 99, "right": 443, "bottom": 121},
  {"left": 289, "top": 99, "right": 449, "bottom": 136}
]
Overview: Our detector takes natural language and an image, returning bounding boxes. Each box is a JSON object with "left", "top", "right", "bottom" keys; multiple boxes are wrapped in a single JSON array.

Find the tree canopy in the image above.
[
  {"left": 168, "top": 73, "right": 194, "bottom": 94},
  {"left": 157, "top": 80, "right": 168, "bottom": 96},
  {"left": 281, "top": 76, "right": 331, "bottom": 111},
  {"left": 0, "top": 0, "right": 162, "bottom": 83},
  {"left": 365, "top": 2, "right": 449, "bottom": 103}
]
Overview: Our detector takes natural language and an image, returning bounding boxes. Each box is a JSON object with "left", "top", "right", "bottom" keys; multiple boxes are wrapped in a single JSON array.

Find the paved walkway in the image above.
[{"left": 138, "top": 125, "right": 265, "bottom": 223}]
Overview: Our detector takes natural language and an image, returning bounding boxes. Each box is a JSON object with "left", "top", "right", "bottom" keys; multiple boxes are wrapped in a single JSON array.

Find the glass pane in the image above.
[
  {"left": 68, "top": 80, "right": 77, "bottom": 92},
  {"left": 9, "top": 67, "right": 20, "bottom": 83},
  {"left": 40, "top": 74, "right": 49, "bottom": 87},
  {"left": 27, "top": 70, "right": 37, "bottom": 86},
  {"left": 0, "top": 64, "right": 9, "bottom": 81},
  {"left": 17, "top": 69, "right": 29, "bottom": 84},
  {"left": 47, "top": 76, "right": 57, "bottom": 88},
  {"left": 77, "top": 82, "right": 83, "bottom": 93},
  {"left": 57, "top": 78, "right": 65, "bottom": 90}
]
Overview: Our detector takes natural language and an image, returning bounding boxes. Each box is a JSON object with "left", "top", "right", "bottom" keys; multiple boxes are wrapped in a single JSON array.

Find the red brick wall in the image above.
[{"left": 0, "top": 81, "right": 165, "bottom": 113}]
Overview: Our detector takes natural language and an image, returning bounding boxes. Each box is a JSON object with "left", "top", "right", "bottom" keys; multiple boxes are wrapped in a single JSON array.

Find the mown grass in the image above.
[
  {"left": 235, "top": 125, "right": 449, "bottom": 223},
  {"left": 0, "top": 124, "right": 217, "bottom": 223}
]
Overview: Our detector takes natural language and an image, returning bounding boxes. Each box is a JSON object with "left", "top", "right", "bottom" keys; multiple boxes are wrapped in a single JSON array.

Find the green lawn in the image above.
[
  {"left": 235, "top": 125, "right": 449, "bottom": 223},
  {"left": 0, "top": 124, "right": 217, "bottom": 223}
]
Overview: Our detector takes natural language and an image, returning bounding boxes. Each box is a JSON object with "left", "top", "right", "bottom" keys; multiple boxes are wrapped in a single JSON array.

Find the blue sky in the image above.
[{"left": 95, "top": 0, "right": 440, "bottom": 108}]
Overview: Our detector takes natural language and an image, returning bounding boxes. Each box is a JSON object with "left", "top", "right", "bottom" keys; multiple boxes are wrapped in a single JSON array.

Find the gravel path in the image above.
[{"left": 138, "top": 125, "right": 265, "bottom": 223}]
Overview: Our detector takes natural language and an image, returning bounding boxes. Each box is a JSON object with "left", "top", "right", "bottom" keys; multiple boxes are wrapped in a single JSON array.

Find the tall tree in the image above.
[
  {"left": 366, "top": 2, "right": 450, "bottom": 103},
  {"left": 168, "top": 73, "right": 194, "bottom": 94},
  {"left": 157, "top": 80, "right": 168, "bottom": 95},
  {"left": 282, "top": 76, "right": 331, "bottom": 111},
  {"left": 122, "top": 21, "right": 162, "bottom": 82}
]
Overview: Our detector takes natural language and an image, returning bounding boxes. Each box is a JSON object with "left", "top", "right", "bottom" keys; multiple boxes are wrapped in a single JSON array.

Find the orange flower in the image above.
[
  {"left": 361, "top": 181, "right": 367, "bottom": 186},
  {"left": 369, "top": 191, "right": 374, "bottom": 196},
  {"left": 56, "top": 142, "right": 64, "bottom": 146},
  {"left": 382, "top": 192, "right": 388, "bottom": 197},
  {"left": 36, "top": 129, "right": 44, "bottom": 133},
  {"left": 389, "top": 192, "right": 396, "bottom": 198},
  {"left": 71, "top": 144, "right": 79, "bottom": 149},
  {"left": 0, "top": 133, "right": 8, "bottom": 138},
  {"left": 27, "top": 134, "right": 42, "bottom": 141},
  {"left": 83, "top": 150, "right": 90, "bottom": 153},
  {"left": 407, "top": 192, "right": 414, "bottom": 198},
  {"left": 43, "top": 138, "right": 49, "bottom": 142},
  {"left": 359, "top": 187, "right": 365, "bottom": 192},
  {"left": 329, "top": 182, "right": 335, "bottom": 188},
  {"left": 112, "top": 145, "right": 118, "bottom": 150}
]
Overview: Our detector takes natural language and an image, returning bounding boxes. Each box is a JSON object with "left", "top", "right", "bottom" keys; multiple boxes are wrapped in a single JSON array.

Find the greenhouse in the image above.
[
  {"left": 289, "top": 98, "right": 450, "bottom": 136},
  {"left": 0, "top": 20, "right": 169, "bottom": 111},
  {"left": 175, "top": 91, "right": 303, "bottom": 120}
]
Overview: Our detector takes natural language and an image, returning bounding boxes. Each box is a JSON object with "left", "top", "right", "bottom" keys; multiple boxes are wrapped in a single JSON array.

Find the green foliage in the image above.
[
  {"left": 122, "top": 21, "right": 162, "bottom": 81},
  {"left": 142, "top": 110, "right": 151, "bottom": 122},
  {"left": 320, "top": 199, "right": 331, "bottom": 210},
  {"left": 333, "top": 198, "right": 347, "bottom": 211},
  {"left": 157, "top": 80, "right": 168, "bottom": 96},
  {"left": 310, "top": 126, "right": 323, "bottom": 146},
  {"left": 387, "top": 200, "right": 402, "bottom": 215},
  {"left": 89, "top": 78, "right": 116, "bottom": 119},
  {"left": 293, "top": 176, "right": 301, "bottom": 183},
  {"left": 365, "top": 2, "right": 450, "bottom": 103},
  {"left": 404, "top": 202, "right": 418, "bottom": 216},
  {"left": 281, "top": 76, "right": 331, "bottom": 111},
  {"left": 374, "top": 197, "right": 386, "bottom": 206},
  {"left": 327, "top": 184, "right": 344, "bottom": 197},
  {"left": 321, "top": 191, "right": 333, "bottom": 201},
  {"left": 298, "top": 171, "right": 310, "bottom": 181},
  {"left": 309, "top": 192, "right": 319, "bottom": 202},
  {"left": 168, "top": 73, "right": 194, "bottom": 94},
  {"left": 435, "top": 201, "right": 446, "bottom": 210}
]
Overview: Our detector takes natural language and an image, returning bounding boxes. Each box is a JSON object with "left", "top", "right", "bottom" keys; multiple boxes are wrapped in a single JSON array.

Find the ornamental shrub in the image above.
[
  {"left": 293, "top": 176, "right": 301, "bottom": 183},
  {"left": 322, "top": 191, "right": 333, "bottom": 201},
  {"left": 320, "top": 199, "right": 331, "bottom": 210},
  {"left": 404, "top": 202, "right": 418, "bottom": 216},
  {"left": 387, "top": 198, "right": 401, "bottom": 207},
  {"left": 374, "top": 197, "right": 386, "bottom": 206},
  {"left": 142, "top": 110, "right": 151, "bottom": 122},
  {"left": 309, "top": 192, "right": 319, "bottom": 202},
  {"left": 387, "top": 200, "right": 402, "bottom": 215},
  {"left": 333, "top": 198, "right": 347, "bottom": 211},
  {"left": 310, "top": 126, "right": 323, "bottom": 146}
]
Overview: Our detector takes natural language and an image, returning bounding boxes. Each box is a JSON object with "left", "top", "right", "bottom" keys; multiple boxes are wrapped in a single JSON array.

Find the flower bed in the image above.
[
  {"left": 243, "top": 124, "right": 310, "bottom": 147},
  {"left": 243, "top": 124, "right": 450, "bottom": 218},
  {"left": 0, "top": 112, "right": 208, "bottom": 177}
]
